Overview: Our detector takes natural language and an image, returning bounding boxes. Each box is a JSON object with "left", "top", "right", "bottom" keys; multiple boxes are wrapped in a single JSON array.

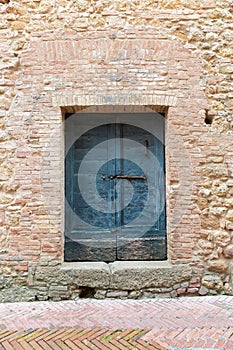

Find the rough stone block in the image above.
[
  {"left": 223, "top": 245, "right": 233, "bottom": 258},
  {"left": 108, "top": 262, "right": 192, "bottom": 290},
  {"left": 202, "top": 275, "right": 223, "bottom": 291},
  {"left": 61, "top": 262, "right": 110, "bottom": 288},
  {"left": 207, "top": 260, "right": 228, "bottom": 273},
  {"left": 199, "top": 286, "right": 209, "bottom": 295},
  {"left": 106, "top": 291, "right": 128, "bottom": 298}
]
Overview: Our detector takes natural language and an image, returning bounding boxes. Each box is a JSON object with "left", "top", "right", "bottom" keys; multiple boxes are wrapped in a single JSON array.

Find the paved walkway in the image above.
[{"left": 0, "top": 296, "right": 232, "bottom": 349}]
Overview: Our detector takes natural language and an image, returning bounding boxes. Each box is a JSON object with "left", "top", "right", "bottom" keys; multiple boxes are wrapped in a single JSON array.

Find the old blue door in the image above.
[{"left": 65, "top": 113, "right": 166, "bottom": 262}]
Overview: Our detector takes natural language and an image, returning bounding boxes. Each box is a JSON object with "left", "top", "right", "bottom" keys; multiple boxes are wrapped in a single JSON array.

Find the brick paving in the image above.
[{"left": 0, "top": 296, "right": 233, "bottom": 349}]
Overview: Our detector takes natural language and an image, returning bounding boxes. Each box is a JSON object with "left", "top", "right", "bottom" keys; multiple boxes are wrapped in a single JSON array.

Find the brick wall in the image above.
[{"left": 0, "top": 0, "right": 232, "bottom": 301}]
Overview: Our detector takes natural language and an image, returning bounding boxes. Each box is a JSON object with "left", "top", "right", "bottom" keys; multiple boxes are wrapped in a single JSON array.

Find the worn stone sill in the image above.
[{"left": 61, "top": 261, "right": 192, "bottom": 290}]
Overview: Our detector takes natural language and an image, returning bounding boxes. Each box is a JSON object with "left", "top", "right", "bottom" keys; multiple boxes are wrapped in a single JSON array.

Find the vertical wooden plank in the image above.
[
  {"left": 115, "top": 122, "right": 122, "bottom": 229},
  {"left": 108, "top": 122, "right": 117, "bottom": 231}
]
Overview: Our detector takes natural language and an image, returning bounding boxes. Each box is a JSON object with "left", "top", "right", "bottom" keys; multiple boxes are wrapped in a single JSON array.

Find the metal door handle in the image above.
[
  {"left": 109, "top": 175, "right": 146, "bottom": 180},
  {"left": 115, "top": 175, "right": 146, "bottom": 180}
]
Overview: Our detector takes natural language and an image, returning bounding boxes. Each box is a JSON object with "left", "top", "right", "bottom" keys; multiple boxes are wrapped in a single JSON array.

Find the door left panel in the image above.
[{"left": 65, "top": 121, "right": 116, "bottom": 262}]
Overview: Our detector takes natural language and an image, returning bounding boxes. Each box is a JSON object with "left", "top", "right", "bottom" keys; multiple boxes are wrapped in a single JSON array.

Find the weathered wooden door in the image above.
[{"left": 65, "top": 114, "right": 166, "bottom": 262}]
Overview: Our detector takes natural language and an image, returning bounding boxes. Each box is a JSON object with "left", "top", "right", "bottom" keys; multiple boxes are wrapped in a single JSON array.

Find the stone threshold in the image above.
[{"left": 61, "top": 261, "right": 192, "bottom": 290}]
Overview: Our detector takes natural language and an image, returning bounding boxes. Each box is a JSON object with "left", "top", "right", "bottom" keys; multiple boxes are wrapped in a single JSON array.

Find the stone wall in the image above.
[{"left": 0, "top": 0, "right": 232, "bottom": 301}]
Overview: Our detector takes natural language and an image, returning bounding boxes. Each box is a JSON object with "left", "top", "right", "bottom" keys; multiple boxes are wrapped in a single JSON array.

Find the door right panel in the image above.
[{"left": 116, "top": 119, "right": 166, "bottom": 260}]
